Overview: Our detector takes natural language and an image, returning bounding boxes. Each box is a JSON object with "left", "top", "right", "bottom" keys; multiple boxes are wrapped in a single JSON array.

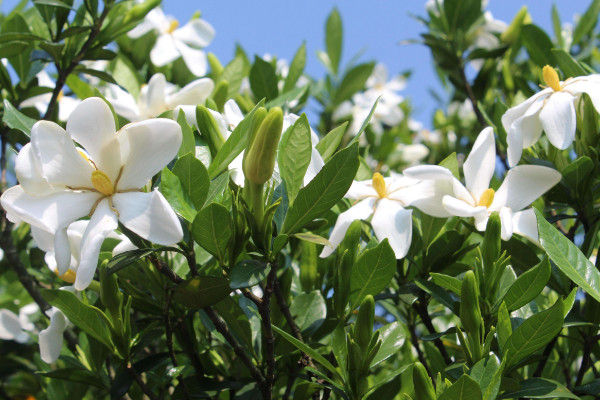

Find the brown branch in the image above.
[
  {"left": 127, "top": 363, "right": 158, "bottom": 400},
  {"left": 164, "top": 286, "right": 192, "bottom": 400},
  {"left": 413, "top": 300, "right": 452, "bottom": 365},
  {"left": 408, "top": 320, "right": 433, "bottom": 379},
  {"left": 148, "top": 255, "right": 183, "bottom": 284},
  {"left": 43, "top": 5, "right": 111, "bottom": 120}
]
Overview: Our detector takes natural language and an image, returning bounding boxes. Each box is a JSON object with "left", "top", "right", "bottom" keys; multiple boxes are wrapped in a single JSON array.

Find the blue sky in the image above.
[{"left": 0, "top": 0, "right": 595, "bottom": 127}]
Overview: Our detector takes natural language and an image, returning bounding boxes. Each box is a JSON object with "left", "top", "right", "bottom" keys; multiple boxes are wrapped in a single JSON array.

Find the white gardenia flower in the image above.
[
  {"left": 0, "top": 303, "right": 38, "bottom": 343},
  {"left": 502, "top": 66, "right": 600, "bottom": 167},
  {"left": 128, "top": 8, "right": 215, "bottom": 76},
  {"left": 1, "top": 97, "right": 183, "bottom": 290},
  {"left": 321, "top": 172, "right": 440, "bottom": 259},
  {"left": 175, "top": 100, "right": 325, "bottom": 187},
  {"left": 20, "top": 70, "right": 79, "bottom": 121},
  {"left": 106, "top": 73, "right": 214, "bottom": 122},
  {"left": 404, "top": 127, "right": 562, "bottom": 242}
]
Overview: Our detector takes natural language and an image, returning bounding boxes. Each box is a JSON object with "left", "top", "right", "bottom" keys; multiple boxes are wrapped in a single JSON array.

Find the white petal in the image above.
[
  {"left": 303, "top": 148, "right": 325, "bottom": 186},
  {"left": 463, "top": 127, "right": 496, "bottom": 201},
  {"left": 320, "top": 198, "right": 376, "bottom": 258},
  {"left": 565, "top": 79, "right": 600, "bottom": 112},
  {"left": 39, "top": 308, "right": 68, "bottom": 363},
  {"left": 371, "top": 199, "right": 412, "bottom": 259},
  {"left": 345, "top": 180, "right": 377, "bottom": 200},
  {"left": 167, "top": 77, "right": 214, "bottom": 108},
  {"left": 491, "top": 165, "right": 561, "bottom": 212},
  {"left": 501, "top": 90, "right": 549, "bottom": 136},
  {"left": 105, "top": 84, "right": 141, "bottom": 122},
  {"left": 172, "top": 19, "right": 215, "bottom": 48},
  {"left": 57, "top": 97, "right": 79, "bottom": 121},
  {"left": 0, "top": 309, "right": 23, "bottom": 340},
  {"left": 442, "top": 195, "right": 487, "bottom": 218},
  {"left": 506, "top": 123, "right": 523, "bottom": 168},
  {"left": 332, "top": 101, "right": 353, "bottom": 120},
  {"left": 14, "top": 143, "right": 54, "bottom": 196},
  {"left": 74, "top": 199, "right": 118, "bottom": 290},
  {"left": 174, "top": 40, "right": 208, "bottom": 76},
  {"left": 117, "top": 119, "right": 182, "bottom": 189},
  {"left": 512, "top": 209, "right": 539, "bottom": 243},
  {"left": 127, "top": 19, "right": 156, "bottom": 39},
  {"left": 0, "top": 186, "right": 99, "bottom": 232},
  {"left": 150, "top": 34, "right": 180, "bottom": 67},
  {"left": 499, "top": 207, "right": 514, "bottom": 241},
  {"left": 113, "top": 190, "right": 183, "bottom": 245},
  {"left": 173, "top": 105, "right": 198, "bottom": 127},
  {"left": 540, "top": 91, "right": 576, "bottom": 149},
  {"left": 54, "top": 227, "right": 72, "bottom": 275},
  {"left": 30, "top": 225, "right": 54, "bottom": 252},
  {"left": 112, "top": 238, "right": 137, "bottom": 256},
  {"left": 66, "top": 98, "right": 121, "bottom": 181},
  {"left": 403, "top": 165, "right": 455, "bottom": 181},
  {"left": 223, "top": 99, "right": 244, "bottom": 129},
  {"left": 142, "top": 73, "right": 168, "bottom": 117},
  {"left": 31, "top": 121, "right": 94, "bottom": 188}
]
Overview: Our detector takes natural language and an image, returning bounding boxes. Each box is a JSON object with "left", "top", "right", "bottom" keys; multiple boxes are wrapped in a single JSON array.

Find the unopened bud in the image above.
[
  {"left": 354, "top": 295, "right": 374, "bottom": 350},
  {"left": 122, "top": 0, "right": 161, "bottom": 25},
  {"left": 196, "top": 105, "right": 226, "bottom": 154},
  {"left": 412, "top": 362, "right": 436, "bottom": 400},
  {"left": 501, "top": 6, "right": 532, "bottom": 44},
  {"left": 460, "top": 270, "right": 482, "bottom": 336},
  {"left": 243, "top": 107, "right": 283, "bottom": 184},
  {"left": 212, "top": 80, "right": 229, "bottom": 112},
  {"left": 208, "top": 53, "right": 224, "bottom": 79}
]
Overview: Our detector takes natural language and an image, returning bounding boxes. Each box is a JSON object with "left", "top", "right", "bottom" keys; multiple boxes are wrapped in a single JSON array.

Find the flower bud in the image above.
[
  {"left": 208, "top": 52, "right": 224, "bottom": 79},
  {"left": 196, "top": 105, "right": 226, "bottom": 154},
  {"left": 122, "top": 0, "right": 161, "bottom": 25},
  {"left": 500, "top": 6, "right": 531, "bottom": 44},
  {"left": 212, "top": 80, "right": 229, "bottom": 112},
  {"left": 412, "top": 362, "right": 436, "bottom": 400},
  {"left": 482, "top": 212, "right": 501, "bottom": 278},
  {"left": 100, "top": 262, "right": 123, "bottom": 320},
  {"left": 354, "top": 295, "right": 374, "bottom": 350},
  {"left": 243, "top": 107, "right": 283, "bottom": 184},
  {"left": 460, "top": 270, "right": 482, "bottom": 336}
]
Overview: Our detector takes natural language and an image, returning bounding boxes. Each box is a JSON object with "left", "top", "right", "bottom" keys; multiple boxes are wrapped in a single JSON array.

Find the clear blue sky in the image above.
[{"left": 1, "top": 0, "right": 595, "bottom": 127}]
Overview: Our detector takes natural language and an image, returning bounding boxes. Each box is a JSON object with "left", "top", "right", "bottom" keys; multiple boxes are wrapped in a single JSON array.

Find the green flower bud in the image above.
[
  {"left": 122, "top": 0, "right": 161, "bottom": 25},
  {"left": 207, "top": 52, "right": 223, "bottom": 79},
  {"left": 482, "top": 212, "right": 501, "bottom": 279},
  {"left": 196, "top": 105, "right": 225, "bottom": 155},
  {"left": 243, "top": 107, "right": 283, "bottom": 184},
  {"left": 212, "top": 80, "right": 229, "bottom": 113},
  {"left": 412, "top": 362, "right": 435, "bottom": 400},
  {"left": 500, "top": 6, "right": 531, "bottom": 44},
  {"left": 299, "top": 241, "right": 318, "bottom": 292},
  {"left": 460, "top": 270, "right": 482, "bottom": 336},
  {"left": 100, "top": 262, "right": 123, "bottom": 321},
  {"left": 354, "top": 295, "right": 374, "bottom": 350}
]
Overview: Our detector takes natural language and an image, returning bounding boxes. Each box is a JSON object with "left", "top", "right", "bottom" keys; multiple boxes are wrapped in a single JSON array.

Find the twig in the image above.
[
  {"left": 127, "top": 363, "right": 158, "bottom": 400},
  {"left": 575, "top": 329, "right": 593, "bottom": 386},
  {"left": 203, "top": 306, "right": 266, "bottom": 391},
  {"left": 148, "top": 254, "right": 183, "bottom": 284},
  {"left": 164, "top": 286, "right": 192, "bottom": 400},
  {"left": 43, "top": 5, "right": 111, "bottom": 120},
  {"left": 413, "top": 300, "right": 452, "bottom": 365},
  {"left": 533, "top": 337, "right": 557, "bottom": 378},
  {"left": 408, "top": 321, "right": 433, "bottom": 379}
]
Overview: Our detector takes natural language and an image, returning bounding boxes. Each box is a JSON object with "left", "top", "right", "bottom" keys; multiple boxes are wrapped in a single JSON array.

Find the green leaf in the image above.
[
  {"left": 443, "top": 0, "right": 482, "bottom": 34},
  {"left": 249, "top": 56, "right": 278, "bottom": 101},
  {"left": 334, "top": 62, "right": 375, "bottom": 104},
  {"left": 503, "top": 378, "right": 580, "bottom": 399},
  {"left": 551, "top": 49, "right": 587, "bottom": 78},
  {"left": 3, "top": 99, "right": 36, "bottom": 136},
  {"left": 348, "top": 96, "right": 380, "bottom": 146},
  {"left": 41, "top": 289, "right": 115, "bottom": 351},
  {"left": 229, "top": 260, "right": 270, "bottom": 289},
  {"left": 430, "top": 273, "right": 462, "bottom": 296},
  {"left": 283, "top": 42, "right": 306, "bottom": 93},
  {"left": 370, "top": 322, "right": 407, "bottom": 367},
  {"left": 38, "top": 368, "right": 107, "bottom": 389},
  {"left": 282, "top": 143, "right": 359, "bottom": 234},
  {"left": 350, "top": 239, "right": 396, "bottom": 308},
  {"left": 192, "top": 203, "right": 232, "bottom": 263},
  {"left": 439, "top": 152, "right": 460, "bottom": 179},
  {"left": 112, "top": 55, "right": 140, "bottom": 100},
  {"left": 221, "top": 54, "right": 245, "bottom": 97},
  {"left": 207, "top": 101, "right": 263, "bottom": 179},
  {"left": 469, "top": 356, "right": 502, "bottom": 400},
  {"left": 160, "top": 167, "right": 196, "bottom": 222},
  {"left": 65, "top": 74, "right": 94, "bottom": 100},
  {"left": 535, "top": 208, "right": 600, "bottom": 303},
  {"left": 315, "top": 122, "right": 347, "bottom": 162},
  {"left": 173, "top": 153, "right": 210, "bottom": 210},
  {"left": 439, "top": 374, "right": 482, "bottom": 400},
  {"left": 289, "top": 291, "right": 326, "bottom": 335},
  {"left": 278, "top": 113, "right": 312, "bottom": 205},
  {"left": 562, "top": 156, "right": 593, "bottom": 191},
  {"left": 504, "top": 298, "right": 564, "bottom": 368},
  {"left": 173, "top": 276, "right": 231, "bottom": 309},
  {"left": 176, "top": 110, "right": 195, "bottom": 157},
  {"left": 502, "top": 257, "right": 551, "bottom": 312},
  {"left": 497, "top": 302, "right": 511, "bottom": 353},
  {"left": 107, "top": 248, "right": 174, "bottom": 275},
  {"left": 272, "top": 325, "right": 342, "bottom": 380},
  {"left": 264, "top": 85, "right": 308, "bottom": 109},
  {"left": 521, "top": 24, "right": 556, "bottom": 67},
  {"left": 205, "top": 170, "right": 230, "bottom": 205},
  {"left": 292, "top": 232, "right": 332, "bottom": 247},
  {"left": 325, "top": 8, "right": 342, "bottom": 74},
  {"left": 572, "top": 0, "right": 600, "bottom": 46}
]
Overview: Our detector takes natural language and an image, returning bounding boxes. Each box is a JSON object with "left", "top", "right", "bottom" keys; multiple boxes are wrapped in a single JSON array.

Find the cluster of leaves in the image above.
[{"left": 0, "top": 1, "right": 600, "bottom": 400}]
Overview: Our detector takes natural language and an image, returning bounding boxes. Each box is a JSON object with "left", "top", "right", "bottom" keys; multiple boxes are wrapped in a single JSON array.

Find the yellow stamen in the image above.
[
  {"left": 372, "top": 172, "right": 387, "bottom": 198},
  {"left": 477, "top": 188, "right": 495, "bottom": 208},
  {"left": 91, "top": 170, "right": 114, "bottom": 196},
  {"left": 168, "top": 20, "right": 179, "bottom": 33},
  {"left": 55, "top": 268, "right": 76, "bottom": 284},
  {"left": 543, "top": 65, "right": 561, "bottom": 92}
]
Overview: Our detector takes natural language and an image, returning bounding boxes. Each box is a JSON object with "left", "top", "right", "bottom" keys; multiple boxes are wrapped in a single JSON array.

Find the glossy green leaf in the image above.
[
  {"left": 439, "top": 152, "right": 460, "bottom": 179},
  {"left": 334, "top": 62, "right": 375, "bottom": 104},
  {"left": 370, "top": 322, "right": 407, "bottom": 367},
  {"left": 176, "top": 110, "right": 195, "bottom": 158},
  {"left": 521, "top": 24, "right": 556, "bottom": 66},
  {"left": 39, "top": 368, "right": 107, "bottom": 388},
  {"left": 504, "top": 298, "right": 564, "bottom": 368},
  {"left": 469, "top": 356, "right": 501, "bottom": 400},
  {"left": 443, "top": 0, "right": 482, "bottom": 34},
  {"left": 160, "top": 167, "right": 196, "bottom": 222},
  {"left": 283, "top": 42, "right": 306, "bottom": 92},
  {"left": 249, "top": 56, "right": 278, "bottom": 101},
  {"left": 41, "top": 289, "right": 114, "bottom": 351},
  {"left": 173, "top": 276, "right": 231, "bottom": 309},
  {"left": 502, "top": 257, "right": 551, "bottom": 312},
  {"left": 3, "top": 99, "right": 36, "bottom": 136},
  {"left": 439, "top": 374, "right": 482, "bottom": 400},
  {"left": 278, "top": 113, "right": 312, "bottom": 205},
  {"left": 229, "top": 260, "right": 270, "bottom": 289},
  {"left": 325, "top": 8, "right": 342, "bottom": 74},
  {"left": 430, "top": 273, "right": 462, "bottom": 296},
  {"left": 551, "top": 49, "right": 587, "bottom": 78},
  {"left": 282, "top": 143, "right": 358, "bottom": 234},
  {"left": 289, "top": 290, "right": 326, "bottom": 334},
  {"left": 292, "top": 232, "right": 332, "bottom": 247},
  {"left": 535, "top": 208, "right": 600, "bottom": 303},
  {"left": 315, "top": 122, "right": 347, "bottom": 162},
  {"left": 221, "top": 54, "right": 245, "bottom": 97},
  {"left": 572, "top": 0, "right": 600, "bottom": 46},
  {"left": 350, "top": 239, "right": 396, "bottom": 308},
  {"left": 173, "top": 153, "right": 210, "bottom": 210},
  {"left": 503, "top": 378, "right": 580, "bottom": 399},
  {"left": 192, "top": 203, "right": 232, "bottom": 262},
  {"left": 497, "top": 302, "right": 511, "bottom": 354}
]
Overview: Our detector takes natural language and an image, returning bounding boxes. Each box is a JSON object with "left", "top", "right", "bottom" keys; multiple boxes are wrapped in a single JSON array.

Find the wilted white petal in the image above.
[
  {"left": 117, "top": 119, "right": 182, "bottom": 189},
  {"left": 320, "top": 198, "right": 376, "bottom": 258},
  {"left": 539, "top": 91, "right": 576, "bottom": 150},
  {"left": 491, "top": 165, "right": 561, "bottom": 212},
  {"left": 75, "top": 199, "right": 118, "bottom": 290},
  {"left": 113, "top": 190, "right": 183, "bottom": 245},
  {"left": 463, "top": 127, "right": 495, "bottom": 201},
  {"left": 371, "top": 199, "right": 412, "bottom": 259}
]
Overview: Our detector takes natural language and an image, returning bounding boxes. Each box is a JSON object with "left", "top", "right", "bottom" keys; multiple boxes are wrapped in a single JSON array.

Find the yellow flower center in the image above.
[
  {"left": 168, "top": 20, "right": 179, "bottom": 33},
  {"left": 372, "top": 172, "right": 387, "bottom": 198},
  {"left": 55, "top": 268, "right": 76, "bottom": 284},
  {"left": 477, "top": 188, "right": 495, "bottom": 208},
  {"left": 91, "top": 170, "right": 115, "bottom": 196},
  {"left": 543, "top": 65, "right": 561, "bottom": 92}
]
